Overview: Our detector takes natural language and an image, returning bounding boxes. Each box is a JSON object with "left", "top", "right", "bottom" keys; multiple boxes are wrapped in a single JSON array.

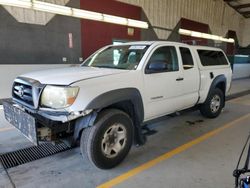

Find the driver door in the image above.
[{"left": 143, "top": 45, "right": 184, "bottom": 121}]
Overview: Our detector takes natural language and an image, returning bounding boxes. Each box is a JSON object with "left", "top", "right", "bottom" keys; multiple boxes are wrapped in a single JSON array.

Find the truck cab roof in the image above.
[{"left": 118, "top": 41, "right": 224, "bottom": 52}]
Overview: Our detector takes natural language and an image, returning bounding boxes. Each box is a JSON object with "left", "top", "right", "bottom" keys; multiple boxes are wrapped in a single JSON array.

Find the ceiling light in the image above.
[
  {"left": 32, "top": 1, "right": 72, "bottom": 16},
  {"left": 103, "top": 14, "right": 128, "bottom": 25},
  {"left": 178, "top": 28, "right": 235, "bottom": 43},
  {"left": 228, "top": 38, "right": 235, "bottom": 43},
  {"left": 201, "top": 33, "right": 211, "bottom": 39},
  {"left": 0, "top": 0, "right": 32, "bottom": 8},
  {"left": 210, "top": 35, "right": 220, "bottom": 41},
  {"left": 127, "top": 19, "right": 149, "bottom": 29},
  {"left": 0, "top": 0, "right": 149, "bottom": 29},
  {"left": 235, "top": 54, "right": 249, "bottom": 58},
  {"left": 179, "top": 29, "right": 192, "bottom": 35},
  {"left": 191, "top": 31, "right": 202, "bottom": 38},
  {"left": 72, "top": 9, "right": 102, "bottom": 21}
]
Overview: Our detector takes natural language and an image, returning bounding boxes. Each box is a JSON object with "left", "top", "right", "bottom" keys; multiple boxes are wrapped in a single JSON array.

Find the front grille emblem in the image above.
[
  {"left": 13, "top": 77, "right": 42, "bottom": 108},
  {"left": 17, "top": 86, "right": 25, "bottom": 98}
]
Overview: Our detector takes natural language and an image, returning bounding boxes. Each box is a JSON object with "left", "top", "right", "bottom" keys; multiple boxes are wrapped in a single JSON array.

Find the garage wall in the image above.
[
  {"left": 0, "top": 1, "right": 81, "bottom": 64},
  {"left": 81, "top": 0, "right": 141, "bottom": 58},
  {"left": 0, "top": 0, "right": 81, "bottom": 99},
  {"left": 241, "top": 19, "right": 250, "bottom": 47},
  {"left": 179, "top": 18, "right": 209, "bottom": 45},
  {"left": 0, "top": 0, "right": 146, "bottom": 100},
  {"left": 2, "top": 0, "right": 70, "bottom": 25},
  {"left": 0, "top": 0, "right": 249, "bottom": 100},
  {"left": 233, "top": 64, "right": 250, "bottom": 79},
  {"left": 118, "top": 0, "right": 245, "bottom": 45}
]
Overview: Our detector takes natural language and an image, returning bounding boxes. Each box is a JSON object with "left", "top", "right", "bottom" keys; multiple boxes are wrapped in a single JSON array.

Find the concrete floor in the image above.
[{"left": 0, "top": 78, "right": 250, "bottom": 188}]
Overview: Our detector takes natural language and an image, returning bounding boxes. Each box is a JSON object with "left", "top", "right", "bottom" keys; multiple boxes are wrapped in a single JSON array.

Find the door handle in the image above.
[{"left": 176, "top": 77, "right": 184, "bottom": 81}]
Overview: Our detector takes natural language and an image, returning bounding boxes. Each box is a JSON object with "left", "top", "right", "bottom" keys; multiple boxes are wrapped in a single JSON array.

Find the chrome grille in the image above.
[
  {"left": 12, "top": 77, "right": 44, "bottom": 109},
  {"left": 13, "top": 82, "right": 34, "bottom": 107}
]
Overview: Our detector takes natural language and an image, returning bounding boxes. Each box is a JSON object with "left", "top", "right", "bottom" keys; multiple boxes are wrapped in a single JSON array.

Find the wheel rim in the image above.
[
  {"left": 210, "top": 94, "right": 221, "bottom": 113},
  {"left": 101, "top": 123, "right": 127, "bottom": 158}
]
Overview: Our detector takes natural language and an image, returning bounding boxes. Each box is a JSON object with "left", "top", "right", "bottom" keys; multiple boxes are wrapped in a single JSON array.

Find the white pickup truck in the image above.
[{"left": 3, "top": 41, "right": 232, "bottom": 169}]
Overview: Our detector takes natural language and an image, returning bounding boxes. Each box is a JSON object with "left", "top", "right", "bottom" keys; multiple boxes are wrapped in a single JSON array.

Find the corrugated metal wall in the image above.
[
  {"left": 118, "top": 0, "right": 245, "bottom": 45},
  {"left": 242, "top": 19, "right": 250, "bottom": 47}
]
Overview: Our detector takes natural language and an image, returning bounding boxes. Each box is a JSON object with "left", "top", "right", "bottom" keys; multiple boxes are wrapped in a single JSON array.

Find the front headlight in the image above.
[{"left": 41, "top": 86, "right": 79, "bottom": 109}]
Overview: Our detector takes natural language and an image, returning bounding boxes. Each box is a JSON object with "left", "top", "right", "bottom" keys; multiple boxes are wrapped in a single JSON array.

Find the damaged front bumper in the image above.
[
  {"left": 3, "top": 100, "right": 38, "bottom": 145},
  {"left": 2, "top": 99, "right": 92, "bottom": 145},
  {"left": 36, "top": 107, "right": 92, "bottom": 123}
]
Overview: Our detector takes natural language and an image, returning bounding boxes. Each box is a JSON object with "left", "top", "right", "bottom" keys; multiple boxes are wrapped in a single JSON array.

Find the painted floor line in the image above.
[
  {"left": 97, "top": 113, "right": 250, "bottom": 188},
  {"left": 0, "top": 127, "right": 14, "bottom": 132}
]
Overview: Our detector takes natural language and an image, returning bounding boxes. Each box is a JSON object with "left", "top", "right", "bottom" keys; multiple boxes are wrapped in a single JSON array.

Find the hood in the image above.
[{"left": 20, "top": 66, "right": 129, "bottom": 85}]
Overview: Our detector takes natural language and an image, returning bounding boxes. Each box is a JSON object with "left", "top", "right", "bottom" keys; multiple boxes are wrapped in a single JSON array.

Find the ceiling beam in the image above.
[
  {"left": 233, "top": 3, "right": 250, "bottom": 9},
  {"left": 224, "top": 0, "right": 249, "bottom": 18},
  {"left": 241, "top": 11, "right": 250, "bottom": 15}
]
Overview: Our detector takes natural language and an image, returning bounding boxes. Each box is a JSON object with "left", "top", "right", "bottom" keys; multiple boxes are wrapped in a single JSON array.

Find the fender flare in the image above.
[
  {"left": 205, "top": 75, "right": 227, "bottom": 106},
  {"left": 86, "top": 88, "right": 144, "bottom": 123},
  {"left": 209, "top": 75, "right": 226, "bottom": 93},
  {"left": 72, "top": 111, "right": 98, "bottom": 144},
  {"left": 73, "top": 88, "right": 146, "bottom": 144}
]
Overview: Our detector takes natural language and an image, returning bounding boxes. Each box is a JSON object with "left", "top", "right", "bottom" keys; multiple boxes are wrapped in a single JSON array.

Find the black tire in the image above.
[
  {"left": 200, "top": 88, "right": 224, "bottom": 119},
  {"left": 80, "top": 109, "right": 133, "bottom": 169}
]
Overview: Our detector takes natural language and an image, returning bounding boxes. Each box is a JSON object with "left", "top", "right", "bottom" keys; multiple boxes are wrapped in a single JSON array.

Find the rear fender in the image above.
[{"left": 205, "top": 75, "right": 226, "bottom": 107}]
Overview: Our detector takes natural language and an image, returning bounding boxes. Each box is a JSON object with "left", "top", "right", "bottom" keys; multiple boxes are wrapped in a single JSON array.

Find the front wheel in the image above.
[
  {"left": 80, "top": 109, "right": 133, "bottom": 169},
  {"left": 200, "top": 88, "right": 224, "bottom": 118}
]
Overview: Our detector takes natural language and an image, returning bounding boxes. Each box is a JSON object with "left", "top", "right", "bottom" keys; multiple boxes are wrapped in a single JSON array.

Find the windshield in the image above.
[{"left": 81, "top": 45, "right": 149, "bottom": 70}]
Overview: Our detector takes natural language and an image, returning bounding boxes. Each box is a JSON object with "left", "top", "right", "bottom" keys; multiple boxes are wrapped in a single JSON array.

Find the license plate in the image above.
[{"left": 3, "top": 101, "right": 38, "bottom": 145}]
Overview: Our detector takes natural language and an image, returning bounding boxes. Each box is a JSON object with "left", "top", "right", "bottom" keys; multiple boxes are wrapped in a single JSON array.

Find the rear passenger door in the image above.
[{"left": 178, "top": 47, "right": 200, "bottom": 108}]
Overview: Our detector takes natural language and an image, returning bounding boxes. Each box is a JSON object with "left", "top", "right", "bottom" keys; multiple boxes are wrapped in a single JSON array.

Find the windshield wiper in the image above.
[
  {"left": 81, "top": 64, "right": 127, "bottom": 70},
  {"left": 93, "top": 65, "right": 127, "bottom": 70}
]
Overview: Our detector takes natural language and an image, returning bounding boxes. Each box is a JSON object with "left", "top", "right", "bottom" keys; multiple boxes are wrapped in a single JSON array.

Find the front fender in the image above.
[
  {"left": 86, "top": 88, "right": 144, "bottom": 123},
  {"left": 82, "top": 88, "right": 146, "bottom": 145}
]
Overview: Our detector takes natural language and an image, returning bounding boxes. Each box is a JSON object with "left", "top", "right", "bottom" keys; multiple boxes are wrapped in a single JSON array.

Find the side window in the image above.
[
  {"left": 197, "top": 50, "right": 229, "bottom": 66},
  {"left": 217, "top": 51, "right": 229, "bottom": 65},
  {"left": 146, "top": 46, "right": 179, "bottom": 73},
  {"left": 180, "top": 47, "right": 194, "bottom": 70}
]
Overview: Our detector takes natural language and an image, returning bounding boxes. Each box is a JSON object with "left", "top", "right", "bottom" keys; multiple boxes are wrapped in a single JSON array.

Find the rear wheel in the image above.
[
  {"left": 200, "top": 88, "right": 224, "bottom": 118},
  {"left": 80, "top": 109, "right": 133, "bottom": 169}
]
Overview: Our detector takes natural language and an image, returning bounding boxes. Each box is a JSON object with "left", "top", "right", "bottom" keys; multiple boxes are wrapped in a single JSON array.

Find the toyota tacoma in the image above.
[{"left": 3, "top": 41, "right": 232, "bottom": 169}]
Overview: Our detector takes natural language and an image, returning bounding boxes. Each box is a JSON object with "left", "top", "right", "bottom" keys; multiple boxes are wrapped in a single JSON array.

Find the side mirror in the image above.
[{"left": 146, "top": 60, "right": 168, "bottom": 74}]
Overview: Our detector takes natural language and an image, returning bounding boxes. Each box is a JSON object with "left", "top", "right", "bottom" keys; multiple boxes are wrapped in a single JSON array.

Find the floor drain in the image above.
[{"left": 0, "top": 142, "right": 71, "bottom": 169}]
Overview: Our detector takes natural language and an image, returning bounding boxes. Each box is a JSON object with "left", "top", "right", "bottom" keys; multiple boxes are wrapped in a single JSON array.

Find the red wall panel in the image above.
[
  {"left": 81, "top": 0, "right": 141, "bottom": 58},
  {"left": 226, "top": 30, "right": 236, "bottom": 55},
  {"left": 180, "top": 18, "right": 209, "bottom": 45}
]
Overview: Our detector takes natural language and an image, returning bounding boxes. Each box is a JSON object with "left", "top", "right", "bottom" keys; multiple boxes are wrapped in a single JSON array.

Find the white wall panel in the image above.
[
  {"left": 118, "top": 0, "right": 246, "bottom": 44},
  {"left": 233, "top": 64, "right": 250, "bottom": 79}
]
